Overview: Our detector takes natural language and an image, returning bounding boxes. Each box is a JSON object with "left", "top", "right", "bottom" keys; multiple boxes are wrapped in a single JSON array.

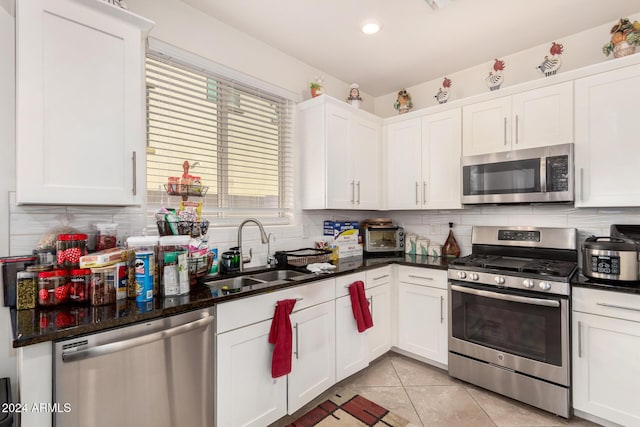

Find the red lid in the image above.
[
  {"left": 58, "top": 234, "right": 88, "bottom": 241},
  {"left": 50, "top": 269, "right": 68, "bottom": 277},
  {"left": 38, "top": 271, "right": 54, "bottom": 278},
  {"left": 70, "top": 269, "right": 91, "bottom": 275}
]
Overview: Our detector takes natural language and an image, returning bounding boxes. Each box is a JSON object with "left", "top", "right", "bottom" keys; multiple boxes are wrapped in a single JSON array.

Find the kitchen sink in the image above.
[
  {"left": 205, "top": 276, "right": 264, "bottom": 291},
  {"left": 247, "top": 269, "right": 307, "bottom": 282}
]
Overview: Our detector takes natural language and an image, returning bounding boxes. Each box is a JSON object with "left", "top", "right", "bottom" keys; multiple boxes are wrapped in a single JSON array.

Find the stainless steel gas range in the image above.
[{"left": 447, "top": 225, "right": 577, "bottom": 418}]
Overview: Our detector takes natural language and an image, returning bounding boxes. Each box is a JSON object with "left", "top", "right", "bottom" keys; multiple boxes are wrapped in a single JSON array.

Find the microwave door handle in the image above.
[{"left": 540, "top": 156, "right": 547, "bottom": 193}]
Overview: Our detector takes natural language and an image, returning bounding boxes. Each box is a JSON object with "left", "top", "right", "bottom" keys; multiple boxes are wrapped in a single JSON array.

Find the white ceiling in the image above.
[{"left": 180, "top": 0, "right": 640, "bottom": 96}]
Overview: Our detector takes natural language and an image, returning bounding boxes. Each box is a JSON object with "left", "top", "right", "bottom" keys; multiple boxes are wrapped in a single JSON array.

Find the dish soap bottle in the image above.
[{"left": 442, "top": 222, "right": 461, "bottom": 258}]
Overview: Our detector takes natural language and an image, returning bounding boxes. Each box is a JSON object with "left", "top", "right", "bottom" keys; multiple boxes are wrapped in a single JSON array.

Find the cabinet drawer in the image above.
[
  {"left": 335, "top": 272, "right": 366, "bottom": 298},
  {"left": 365, "top": 266, "right": 392, "bottom": 289},
  {"left": 398, "top": 266, "right": 447, "bottom": 290},
  {"left": 573, "top": 287, "right": 640, "bottom": 323},
  {"left": 216, "top": 278, "right": 336, "bottom": 333}
]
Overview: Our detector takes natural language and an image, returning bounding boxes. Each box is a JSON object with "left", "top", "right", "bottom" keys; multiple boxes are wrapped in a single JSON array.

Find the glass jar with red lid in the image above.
[
  {"left": 38, "top": 269, "right": 70, "bottom": 306},
  {"left": 56, "top": 234, "right": 88, "bottom": 268},
  {"left": 69, "top": 268, "right": 91, "bottom": 303}
]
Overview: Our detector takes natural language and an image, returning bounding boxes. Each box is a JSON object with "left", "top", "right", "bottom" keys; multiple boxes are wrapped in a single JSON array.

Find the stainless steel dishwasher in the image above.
[{"left": 54, "top": 307, "right": 215, "bottom": 427}]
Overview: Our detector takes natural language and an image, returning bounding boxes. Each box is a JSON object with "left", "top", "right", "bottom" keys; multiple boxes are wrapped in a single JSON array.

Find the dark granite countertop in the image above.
[
  {"left": 572, "top": 272, "right": 640, "bottom": 295},
  {"left": 11, "top": 254, "right": 451, "bottom": 348}
]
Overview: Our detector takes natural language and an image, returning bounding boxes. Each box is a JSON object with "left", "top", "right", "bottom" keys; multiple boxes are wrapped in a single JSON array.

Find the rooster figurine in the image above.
[
  {"left": 434, "top": 77, "right": 452, "bottom": 104},
  {"left": 537, "top": 42, "right": 564, "bottom": 77},
  {"left": 486, "top": 59, "right": 506, "bottom": 91}
]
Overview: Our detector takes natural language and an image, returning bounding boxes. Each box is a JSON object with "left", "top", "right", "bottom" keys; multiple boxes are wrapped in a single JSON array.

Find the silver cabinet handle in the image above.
[
  {"left": 515, "top": 115, "right": 519, "bottom": 144},
  {"left": 408, "top": 274, "right": 433, "bottom": 280},
  {"left": 596, "top": 302, "right": 640, "bottom": 313},
  {"left": 451, "top": 284, "right": 560, "bottom": 307},
  {"left": 368, "top": 296, "right": 373, "bottom": 318},
  {"left": 423, "top": 181, "right": 427, "bottom": 205},
  {"left": 440, "top": 295, "right": 444, "bottom": 323},
  {"left": 294, "top": 322, "right": 299, "bottom": 359},
  {"left": 415, "top": 181, "right": 419, "bottom": 205},
  {"left": 503, "top": 117, "right": 507, "bottom": 145},
  {"left": 62, "top": 314, "right": 214, "bottom": 363},
  {"left": 350, "top": 181, "right": 355, "bottom": 204},
  {"left": 373, "top": 274, "right": 389, "bottom": 281},
  {"left": 580, "top": 168, "right": 584, "bottom": 202},
  {"left": 356, "top": 181, "right": 361, "bottom": 204},
  {"left": 132, "top": 151, "right": 137, "bottom": 195},
  {"left": 578, "top": 320, "right": 583, "bottom": 358}
]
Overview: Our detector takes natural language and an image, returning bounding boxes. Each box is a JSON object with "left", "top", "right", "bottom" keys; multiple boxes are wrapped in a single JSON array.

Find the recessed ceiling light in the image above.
[{"left": 362, "top": 22, "right": 381, "bottom": 35}]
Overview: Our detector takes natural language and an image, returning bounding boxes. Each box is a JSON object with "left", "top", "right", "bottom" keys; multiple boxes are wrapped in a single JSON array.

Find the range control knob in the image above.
[
  {"left": 457, "top": 271, "right": 467, "bottom": 279},
  {"left": 469, "top": 273, "right": 480, "bottom": 281},
  {"left": 539, "top": 281, "right": 552, "bottom": 291},
  {"left": 495, "top": 276, "right": 506, "bottom": 285},
  {"left": 523, "top": 279, "right": 535, "bottom": 289}
]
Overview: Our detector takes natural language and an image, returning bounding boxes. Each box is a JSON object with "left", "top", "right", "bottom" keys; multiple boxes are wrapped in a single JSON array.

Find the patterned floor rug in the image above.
[{"left": 286, "top": 392, "right": 410, "bottom": 426}]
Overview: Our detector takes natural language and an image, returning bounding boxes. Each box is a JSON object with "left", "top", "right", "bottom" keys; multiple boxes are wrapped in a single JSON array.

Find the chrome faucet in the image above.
[{"left": 237, "top": 218, "right": 269, "bottom": 272}]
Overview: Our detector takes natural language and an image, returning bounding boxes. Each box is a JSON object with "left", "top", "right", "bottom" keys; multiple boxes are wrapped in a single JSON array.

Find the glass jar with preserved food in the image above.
[
  {"left": 95, "top": 223, "right": 118, "bottom": 251},
  {"left": 69, "top": 268, "right": 91, "bottom": 303},
  {"left": 38, "top": 269, "right": 70, "bottom": 306},
  {"left": 90, "top": 265, "right": 117, "bottom": 306},
  {"left": 16, "top": 271, "right": 37, "bottom": 310},
  {"left": 56, "top": 234, "right": 88, "bottom": 268}
]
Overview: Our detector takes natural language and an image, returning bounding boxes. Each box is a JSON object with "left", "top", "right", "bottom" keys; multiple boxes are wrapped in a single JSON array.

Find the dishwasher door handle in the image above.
[{"left": 61, "top": 313, "right": 214, "bottom": 363}]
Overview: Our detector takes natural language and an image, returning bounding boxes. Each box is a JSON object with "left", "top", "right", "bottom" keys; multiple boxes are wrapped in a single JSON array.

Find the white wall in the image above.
[{"left": 374, "top": 11, "right": 640, "bottom": 117}]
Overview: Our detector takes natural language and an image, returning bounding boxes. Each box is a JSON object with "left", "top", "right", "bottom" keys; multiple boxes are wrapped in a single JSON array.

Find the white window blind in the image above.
[{"left": 145, "top": 51, "right": 294, "bottom": 225}]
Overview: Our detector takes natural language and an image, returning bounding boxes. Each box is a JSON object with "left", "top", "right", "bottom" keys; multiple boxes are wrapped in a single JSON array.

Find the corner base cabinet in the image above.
[
  {"left": 16, "top": 0, "right": 153, "bottom": 205},
  {"left": 572, "top": 287, "right": 640, "bottom": 426}
]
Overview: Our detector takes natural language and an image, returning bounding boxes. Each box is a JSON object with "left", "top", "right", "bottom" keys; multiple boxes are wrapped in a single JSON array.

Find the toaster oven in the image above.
[{"left": 363, "top": 226, "right": 405, "bottom": 254}]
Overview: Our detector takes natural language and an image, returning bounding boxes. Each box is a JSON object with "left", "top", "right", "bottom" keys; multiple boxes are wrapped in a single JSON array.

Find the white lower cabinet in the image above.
[
  {"left": 335, "top": 294, "right": 369, "bottom": 382},
  {"left": 572, "top": 287, "right": 640, "bottom": 426},
  {"left": 365, "top": 267, "right": 392, "bottom": 361},
  {"left": 288, "top": 300, "right": 336, "bottom": 413},
  {"left": 397, "top": 267, "right": 448, "bottom": 365},
  {"left": 216, "top": 319, "right": 287, "bottom": 427}
]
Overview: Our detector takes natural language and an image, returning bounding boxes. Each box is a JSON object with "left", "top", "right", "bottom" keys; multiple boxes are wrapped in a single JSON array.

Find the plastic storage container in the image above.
[
  {"left": 95, "top": 223, "right": 118, "bottom": 251},
  {"left": 158, "top": 235, "right": 190, "bottom": 296},
  {"left": 38, "top": 269, "right": 70, "bottom": 306},
  {"left": 0, "top": 255, "right": 37, "bottom": 307},
  {"left": 69, "top": 269, "right": 91, "bottom": 303},
  {"left": 89, "top": 265, "right": 117, "bottom": 306},
  {"left": 56, "top": 233, "right": 88, "bottom": 268},
  {"left": 16, "top": 270, "right": 37, "bottom": 310}
]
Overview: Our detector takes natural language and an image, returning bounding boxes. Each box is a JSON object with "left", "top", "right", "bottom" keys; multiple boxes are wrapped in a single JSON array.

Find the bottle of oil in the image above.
[{"left": 442, "top": 222, "right": 461, "bottom": 258}]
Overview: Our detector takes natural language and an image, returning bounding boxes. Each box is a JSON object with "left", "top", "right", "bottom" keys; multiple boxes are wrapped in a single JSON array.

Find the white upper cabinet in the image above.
[
  {"left": 16, "top": 0, "right": 153, "bottom": 205},
  {"left": 462, "top": 82, "right": 573, "bottom": 156},
  {"left": 299, "top": 96, "right": 382, "bottom": 210},
  {"left": 385, "top": 109, "right": 461, "bottom": 210},
  {"left": 574, "top": 63, "right": 640, "bottom": 207}
]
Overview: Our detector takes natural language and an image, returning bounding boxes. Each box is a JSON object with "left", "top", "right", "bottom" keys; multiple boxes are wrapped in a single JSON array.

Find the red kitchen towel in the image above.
[
  {"left": 268, "top": 298, "right": 297, "bottom": 378},
  {"left": 349, "top": 281, "right": 373, "bottom": 332}
]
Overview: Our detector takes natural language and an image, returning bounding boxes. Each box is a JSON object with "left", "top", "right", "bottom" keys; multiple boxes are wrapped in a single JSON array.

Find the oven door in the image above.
[{"left": 448, "top": 281, "right": 569, "bottom": 386}]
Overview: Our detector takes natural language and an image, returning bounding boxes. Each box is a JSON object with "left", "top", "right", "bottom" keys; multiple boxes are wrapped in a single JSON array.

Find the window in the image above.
[{"left": 145, "top": 48, "right": 294, "bottom": 225}]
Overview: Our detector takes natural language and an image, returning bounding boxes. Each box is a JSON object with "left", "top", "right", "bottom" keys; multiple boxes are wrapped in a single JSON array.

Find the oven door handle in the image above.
[{"left": 450, "top": 284, "right": 560, "bottom": 308}]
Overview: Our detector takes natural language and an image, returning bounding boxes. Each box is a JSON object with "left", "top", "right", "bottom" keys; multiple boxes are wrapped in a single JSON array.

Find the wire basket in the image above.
[
  {"left": 274, "top": 248, "right": 331, "bottom": 268},
  {"left": 156, "top": 219, "right": 210, "bottom": 237},
  {"left": 188, "top": 252, "right": 213, "bottom": 285},
  {"left": 164, "top": 184, "right": 209, "bottom": 197}
]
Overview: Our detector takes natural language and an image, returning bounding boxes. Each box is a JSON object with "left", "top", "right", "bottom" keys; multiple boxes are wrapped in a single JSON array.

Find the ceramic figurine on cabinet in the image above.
[
  {"left": 486, "top": 59, "right": 505, "bottom": 91},
  {"left": 346, "top": 83, "right": 363, "bottom": 108},
  {"left": 434, "top": 77, "right": 452, "bottom": 104},
  {"left": 602, "top": 18, "right": 640, "bottom": 58},
  {"left": 394, "top": 88, "right": 414, "bottom": 114},
  {"left": 310, "top": 75, "right": 324, "bottom": 98},
  {"left": 537, "top": 42, "right": 564, "bottom": 77}
]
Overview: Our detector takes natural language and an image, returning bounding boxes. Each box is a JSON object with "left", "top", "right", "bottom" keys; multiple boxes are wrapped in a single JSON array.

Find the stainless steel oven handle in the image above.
[
  {"left": 61, "top": 314, "right": 214, "bottom": 363},
  {"left": 450, "top": 284, "right": 560, "bottom": 307}
]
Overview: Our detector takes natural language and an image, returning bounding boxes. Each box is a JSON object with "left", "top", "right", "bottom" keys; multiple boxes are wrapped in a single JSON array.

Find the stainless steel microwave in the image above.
[{"left": 461, "top": 143, "right": 574, "bottom": 204}]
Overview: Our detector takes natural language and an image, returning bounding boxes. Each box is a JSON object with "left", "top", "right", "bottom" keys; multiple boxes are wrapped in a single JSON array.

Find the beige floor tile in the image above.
[
  {"left": 342, "top": 385, "right": 423, "bottom": 427},
  {"left": 465, "top": 385, "right": 600, "bottom": 427},
  {"left": 343, "top": 356, "right": 403, "bottom": 387},
  {"left": 389, "top": 354, "right": 460, "bottom": 387},
  {"left": 405, "top": 385, "right": 496, "bottom": 427}
]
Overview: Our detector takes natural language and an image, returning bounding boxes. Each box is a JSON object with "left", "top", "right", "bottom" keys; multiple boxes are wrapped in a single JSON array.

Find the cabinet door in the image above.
[
  {"left": 385, "top": 118, "right": 422, "bottom": 209},
  {"left": 16, "top": 0, "right": 147, "bottom": 205},
  {"left": 573, "top": 311, "right": 640, "bottom": 426},
  {"left": 421, "top": 109, "right": 462, "bottom": 209},
  {"left": 462, "top": 97, "right": 511, "bottom": 156},
  {"left": 574, "top": 64, "right": 640, "bottom": 207},
  {"left": 397, "top": 282, "right": 447, "bottom": 364},
  {"left": 335, "top": 295, "right": 369, "bottom": 382},
  {"left": 325, "top": 104, "right": 354, "bottom": 209},
  {"left": 352, "top": 117, "right": 381, "bottom": 209},
  {"left": 216, "top": 319, "right": 287, "bottom": 427},
  {"left": 368, "top": 283, "right": 392, "bottom": 361},
  {"left": 511, "top": 82, "right": 573, "bottom": 150},
  {"left": 288, "top": 301, "right": 336, "bottom": 413}
]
